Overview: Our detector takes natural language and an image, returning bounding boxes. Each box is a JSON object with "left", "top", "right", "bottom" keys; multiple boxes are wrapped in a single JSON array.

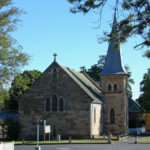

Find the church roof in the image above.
[
  {"left": 59, "top": 64, "right": 103, "bottom": 104},
  {"left": 128, "top": 98, "right": 143, "bottom": 113},
  {"left": 101, "top": 14, "right": 127, "bottom": 76}
]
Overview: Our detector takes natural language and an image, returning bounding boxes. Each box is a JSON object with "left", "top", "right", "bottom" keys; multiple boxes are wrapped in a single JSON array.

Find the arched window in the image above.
[
  {"left": 114, "top": 84, "right": 117, "bottom": 92},
  {"left": 110, "top": 108, "right": 115, "bottom": 124},
  {"left": 108, "top": 84, "right": 112, "bottom": 91},
  {"left": 59, "top": 98, "right": 64, "bottom": 111},
  {"left": 52, "top": 95, "right": 57, "bottom": 112},
  {"left": 45, "top": 98, "right": 50, "bottom": 111}
]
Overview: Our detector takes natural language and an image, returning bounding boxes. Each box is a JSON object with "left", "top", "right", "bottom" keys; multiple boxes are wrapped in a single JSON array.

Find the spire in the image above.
[{"left": 101, "top": 10, "right": 127, "bottom": 76}]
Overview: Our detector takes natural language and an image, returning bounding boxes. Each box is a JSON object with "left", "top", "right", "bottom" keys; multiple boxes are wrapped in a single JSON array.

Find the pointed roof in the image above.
[{"left": 101, "top": 12, "right": 127, "bottom": 76}]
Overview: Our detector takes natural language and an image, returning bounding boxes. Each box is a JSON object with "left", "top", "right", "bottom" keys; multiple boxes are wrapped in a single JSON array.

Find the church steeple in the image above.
[{"left": 101, "top": 11, "right": 127, "bottom": 76}]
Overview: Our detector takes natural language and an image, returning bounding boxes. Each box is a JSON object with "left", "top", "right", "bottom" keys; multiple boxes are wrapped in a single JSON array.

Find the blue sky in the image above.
[{"left": 13, "top": 0, "right": 149, "bottom": 99}]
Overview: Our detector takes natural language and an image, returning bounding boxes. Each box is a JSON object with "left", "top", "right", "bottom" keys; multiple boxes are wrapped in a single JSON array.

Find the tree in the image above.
[
  {"left": 4, "top": 119, "right": 20, "bottom": 140},
  {"left": 0, "top": 0, "right": 29, "bottom": 89},
  {"left": 137, "top": 69, "right": 150, "bottom": 112},
  {"left": 0, "top": 89, "right": 9, "bottom": 110},
  {"left": 125, "top": 66, "right": 135, "bottom": 98},
  {"left": 6, "top": 70, "right": 42, "bottom": 111},
  {"left": 67, "top": 0, "right": 150, "bottom": 58},
  {"left": 86, "top": 55, "right": 105, "bottom": 81}
]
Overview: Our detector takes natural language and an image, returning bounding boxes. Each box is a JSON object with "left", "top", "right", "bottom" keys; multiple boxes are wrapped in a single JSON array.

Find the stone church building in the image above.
[{"left": 19, "top": 16, "right": 129, "bottom": 139}]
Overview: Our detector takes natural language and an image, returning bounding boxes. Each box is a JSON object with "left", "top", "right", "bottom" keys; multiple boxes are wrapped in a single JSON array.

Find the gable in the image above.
[{"left": 20, "top": 62, "right": 103, "bottom": 104}]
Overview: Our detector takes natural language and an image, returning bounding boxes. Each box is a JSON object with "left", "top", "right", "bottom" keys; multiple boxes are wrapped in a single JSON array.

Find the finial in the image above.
[
  {"left": 112, "top": 0, "right": 119, "bottom": 27},
  {"left": 53, "top": 53, "right": 57, "bottom": 62}
]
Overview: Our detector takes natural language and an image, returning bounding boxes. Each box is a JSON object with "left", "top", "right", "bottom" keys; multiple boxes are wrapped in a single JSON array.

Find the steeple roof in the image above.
[{"left": 101, "top": 13, "right": 127, "bottom": 76}]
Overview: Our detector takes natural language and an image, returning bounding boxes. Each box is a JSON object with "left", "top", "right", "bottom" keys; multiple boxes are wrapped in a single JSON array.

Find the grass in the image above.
[
  {"left": 15, "top": 139, "right": 112, "bottom": 145},
  {"left": 14, "top": 136, "right": 150, "bottom": 145},
  {"left": 137, "top": 136, "right": 150, "bottom": 144}
]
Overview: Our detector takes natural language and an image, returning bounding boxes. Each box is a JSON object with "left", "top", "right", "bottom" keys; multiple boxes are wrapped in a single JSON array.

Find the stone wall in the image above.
[
  {"left": 19, "top": 62, "right": 94, "bottom": 139},
  {"left": 101, "top": 75, "right": 128, "bottom": 135}
]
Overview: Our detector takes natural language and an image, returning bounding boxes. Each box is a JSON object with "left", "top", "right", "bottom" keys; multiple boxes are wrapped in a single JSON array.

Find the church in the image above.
[{"left": 19, "top": 15, "right": 129, "bottom": 139}]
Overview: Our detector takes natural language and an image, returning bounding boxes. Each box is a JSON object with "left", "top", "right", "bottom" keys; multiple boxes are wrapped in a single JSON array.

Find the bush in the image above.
[{"left": 4, "top": 120, "right": 20, "bottom": 140}]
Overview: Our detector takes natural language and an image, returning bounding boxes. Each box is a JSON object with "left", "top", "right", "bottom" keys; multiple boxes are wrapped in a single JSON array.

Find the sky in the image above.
[{"left": 12, "top": 0, "right": 149, "bottom": 100}]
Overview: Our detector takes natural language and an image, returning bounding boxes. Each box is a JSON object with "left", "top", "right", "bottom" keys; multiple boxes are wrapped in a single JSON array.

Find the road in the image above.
[{"left": 15, "top": 144, "right": 150, "bottom": 150}]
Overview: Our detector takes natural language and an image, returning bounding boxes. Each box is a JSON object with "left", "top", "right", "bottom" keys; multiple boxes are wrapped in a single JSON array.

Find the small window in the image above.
[
  {"left": 108, "top": 84, "right": 112, "bottom": 91},
  {"left": 110, "top": 108, "right": 115, "bottom": 124},
  {"left": 59, "top": 98, "right": 64, "bottom": 111},
  {"left": 114, "top": 84, "right": 117, "bottom": 91},
  {"left": 52, "top": 68, "right": 58, "bottom": 81},
  {"left": 45, "top": 98, "right": 50, "bottom": 111},
  {"left": 52, "top": 95, "right": 58, "bottom": 112}
]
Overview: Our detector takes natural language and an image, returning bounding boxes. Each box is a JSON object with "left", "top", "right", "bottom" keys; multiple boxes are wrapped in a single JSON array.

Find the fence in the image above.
[{"left": 0, "top": 142, "right": 14, "bottom": 150}]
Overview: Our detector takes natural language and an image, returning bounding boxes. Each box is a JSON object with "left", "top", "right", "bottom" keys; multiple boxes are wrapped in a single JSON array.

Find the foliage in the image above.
[
  {"left": 6, "top": 70, "right": 42, "bottom": 111},
  {"left": 0, "top": 89, "right": 9, "bottom": 109},
  {"left": 5, "top": 119, "right": 20, "bottom": 140},
  {"left": 67, "top": 0, "right": 150, "bottom": 58},
  {"left": 0, "top": 0, "right": 29, "bottom": 89},
  {"left": 86, "top": 55, "right": 105, "bottom": 81},
  {"left": 137, "top": 69, "right": 150, "bottom": 112},
  {"left": 125, "top": 66, "right": 135, "bottom": 98}
]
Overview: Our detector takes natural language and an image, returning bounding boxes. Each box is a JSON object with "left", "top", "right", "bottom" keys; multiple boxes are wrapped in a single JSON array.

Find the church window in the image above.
[
  {"left": 114, "top": 84, "right": 117, "bottom": 92},
  {"left": 45, "top": 98, "right": 50, "bottom": 111},
  {"left": 110, "top": 108, "right": 115, "bottom": 124},
  {"left": 52, "top": 68, "right": 58, "bottom": 81},
  {"left": 108, "top": 84, "right": 112, "bottom": 91},
  {"left": 94, "top": 108, "right": 96, "bottom": 123},
  {"left": 59, "top": 98, "right": 64, "bottom": 111},
  {"left": 52, "top": 95, "right": 58, "bottom": 112}
]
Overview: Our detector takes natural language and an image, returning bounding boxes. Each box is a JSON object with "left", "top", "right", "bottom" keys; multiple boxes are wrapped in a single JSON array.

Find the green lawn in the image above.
[
  {"left": 14, "top": 136, "right": 150, "bottom": 145},
  {"left": 138, "top": 136, "right": 150, "bottom": 144},
  {"left": 15, "top": 139, "right": 111, "bottom": 145}
]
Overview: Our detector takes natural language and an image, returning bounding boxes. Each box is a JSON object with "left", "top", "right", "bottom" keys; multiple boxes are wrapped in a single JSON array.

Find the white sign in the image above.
[
  {"left": 44, "top": 125, "right": 51, "bottom": 133},
  {"left": 0, "top": 142, "right": 14, "bottom": 150}
]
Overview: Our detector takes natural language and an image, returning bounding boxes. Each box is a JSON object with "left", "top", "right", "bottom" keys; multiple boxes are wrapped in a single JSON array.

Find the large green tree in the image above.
[
  {"left": 67, "top": 0, "right": 150, "bottom": 58},
  {"left": 0, "top": 89, "right": 9, "bottom": 110},
  {"left": 0, "top": 0, "right": 28, "bottom": 89},
  {"left": 137, "top": 69, "right": 150, "bottom": 112},
  {"left": 6, "top": 70, "right": 42, "bottom": 112}
]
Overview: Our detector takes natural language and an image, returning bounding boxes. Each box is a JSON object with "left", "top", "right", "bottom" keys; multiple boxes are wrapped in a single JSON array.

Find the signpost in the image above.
[
  {"left": 35, "top": 119, "right": 51, "bottom": 150},
  {"left": 44, "top": 125, "right": 51, "bottom": 141}
]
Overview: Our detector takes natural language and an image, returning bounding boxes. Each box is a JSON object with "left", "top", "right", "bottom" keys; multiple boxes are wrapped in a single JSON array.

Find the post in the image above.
[
  {"left": 107, "top": 133, "right": 111, "bottom": 144},
  {"left": 37, "top": 123, "right": 40, "bottom": 145},
  {"left": 35, "top": 122, "right": 41, "bottom": 150},
  {"left": 49, "top": 133, "right": 51, "bottom": 141},
  {"left": 43, "top": 120, "right": 46, "bottom": 141},
  {"left": 69, "top": 136, "right": 72, "bottom": 144}
]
